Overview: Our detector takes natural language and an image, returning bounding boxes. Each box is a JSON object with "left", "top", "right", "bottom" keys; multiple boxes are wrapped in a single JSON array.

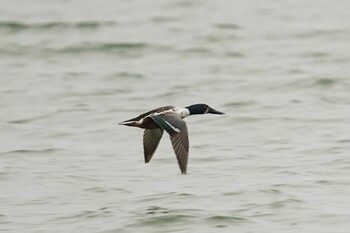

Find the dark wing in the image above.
[
  {"left": 169, "top": 129, "right": 189, "bottom": 174},
  {"left": 150, "top": 113, "right": 189, "bottom": 174},
  {"left": 143, "top": 128, "right": 163, "bottom": 163}
]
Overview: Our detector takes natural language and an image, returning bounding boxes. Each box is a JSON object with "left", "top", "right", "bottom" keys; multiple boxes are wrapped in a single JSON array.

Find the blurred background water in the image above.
[{"left": 1, "top": 0, "right": 350, "bottom": 232}]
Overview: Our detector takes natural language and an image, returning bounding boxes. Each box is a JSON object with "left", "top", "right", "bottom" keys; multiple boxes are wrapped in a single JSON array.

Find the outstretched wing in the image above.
[
  {"left": 169, "top": 128, "right": 189, "bottom": 174},
  {"left": 143, "top": 128, "right": 163, "bottom": 163},
  {"left": 150, "top": 113, "right": 189, "bottom": 174}
]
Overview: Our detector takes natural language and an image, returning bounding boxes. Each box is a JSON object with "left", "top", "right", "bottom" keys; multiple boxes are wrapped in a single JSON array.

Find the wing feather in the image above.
[
  {"left": 143, "top": 128, "right": 163, "bottom": 163},
  {"left": 170, "top": 131, "right": 189, "bottom": 174},
  {"left": 151, "top": 113, "right": 189, "bottom": 174}
]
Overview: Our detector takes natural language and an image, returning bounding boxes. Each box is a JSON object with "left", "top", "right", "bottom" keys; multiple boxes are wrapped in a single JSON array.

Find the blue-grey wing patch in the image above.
[
  {"left": 151, "top": 114, "right": 189, "bottom": 174},
  {"left": 143, "top": 128, "right": 163, "bottom": 163}
]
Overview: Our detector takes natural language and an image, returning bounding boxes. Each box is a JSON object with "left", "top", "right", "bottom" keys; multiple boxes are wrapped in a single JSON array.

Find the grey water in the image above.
[{"left": 1, "top": 0, "right": 350, "bottom": 232}]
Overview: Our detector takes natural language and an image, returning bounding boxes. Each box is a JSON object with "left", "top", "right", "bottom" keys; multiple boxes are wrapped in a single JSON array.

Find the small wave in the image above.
[
  {"left": 84, "top": 187, "right": 108, "bottom": 193},
  {"left": 292, "top": 29, "right": 347, "bottom": 39},
  {"left": 215, "top": 23, "right": 240, "bottom": 30},
  {"left": 57, "top": 42, "right": 148, "bottom": 54},
  {"left": 179, "top": 47, "right": 214, "bottom": 55},
  {"left": 137, "top": 214, "right": 193, "bottom": 226},
  {"left": 106, "top": 72, "right": 145, "bottom": 80},
  {"left": 278, "top": 76, "right": 346, "bottom": 91},
  {"left": 51, "top": 208, "right": 112, "bottom": 222},
  {"left": 223, "top": 101, "right": 257, "bottom": 108},
  {"left": 168, "top": 0, "right": 202, "bottom": 8},
  {"left": 303, "top": 52, "right": 330, "bottom": 58},
  {"left": 314, "top": 78, "right": 337, "bottom": 87},
  {"left": 0, "top": 214, "right": 10, "bottom": 224},
  {"left": 138, "top": 192, "right": 194, "bottom": 203},
  {"left": 0, "top": 148, "right": 59, "bottom": 156},
  {"left": 145, "top": 206, "right": 169, "bottom": 215},
  {"left": 259, "top": 189, "right": 282, "bottom": 194},
  {"left": 261, "top": 198, "right": 304, "bottom": 210},
  {"left": 222, "top": 191, "right": 245, "bottom": 196},
  {"left": 202, "top": 34, "right": 240, "bottom": 43},
  {"left": 0, "top": 20, "right": 117, "bottom": 32},
  {"left": 310, "top": 77, "right": 339, "bottom": 88},
  {"left": 8, "top": 113, "right": 53, "bottom": 124},
  {"left": 0, "top": 42, "right": 148, "bottom": 56},
  {"left": 0, "top": 41, "right": 161, "bottom": 56},
  {"left": 224, "top": 51, "right": 245, "bottom": 57},
  {"left": 151, "top": 16, "right": 180, "bottom": 23},
  {"left": 204, "top": 215, "right": 248, "bottom": 223},
  {"left": 336, "top": 139, "right": 350, "bottom": 144}
]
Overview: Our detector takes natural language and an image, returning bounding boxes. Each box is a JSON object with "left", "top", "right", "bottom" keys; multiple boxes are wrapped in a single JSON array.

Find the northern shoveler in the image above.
[{"left": 119, "top": 104, "right": 225, "bottom": 174}]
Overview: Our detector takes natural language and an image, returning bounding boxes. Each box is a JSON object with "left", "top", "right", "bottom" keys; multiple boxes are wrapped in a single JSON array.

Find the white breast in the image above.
[{"left": 174, "top": 107, "right": 190, "bottom": 119}]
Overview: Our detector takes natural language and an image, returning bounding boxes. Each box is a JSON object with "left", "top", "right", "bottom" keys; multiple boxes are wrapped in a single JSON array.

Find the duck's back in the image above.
[{"left": 127, "top": 105, "right": 175, "bottom": 122}]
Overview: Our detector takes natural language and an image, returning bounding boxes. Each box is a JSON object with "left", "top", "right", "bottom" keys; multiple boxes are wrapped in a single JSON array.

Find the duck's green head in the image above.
[{"left": 186, "top": 104, "right": 225, "bottom": 115}]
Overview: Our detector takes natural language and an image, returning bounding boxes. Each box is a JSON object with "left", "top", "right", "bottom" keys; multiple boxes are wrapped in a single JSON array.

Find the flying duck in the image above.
[{"left": 119, "top": 104, "right": 225, "bottom": 174}]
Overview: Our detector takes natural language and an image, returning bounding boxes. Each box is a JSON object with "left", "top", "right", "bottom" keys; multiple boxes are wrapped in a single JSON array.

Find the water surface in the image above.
[{"left": 1, "top": 0, "right": 350, "bottom": 232}]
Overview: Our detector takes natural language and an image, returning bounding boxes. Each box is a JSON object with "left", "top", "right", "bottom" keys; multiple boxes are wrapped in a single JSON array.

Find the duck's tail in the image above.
[{"left": 119, "top": 120, "right": 139, "bottom": 127}]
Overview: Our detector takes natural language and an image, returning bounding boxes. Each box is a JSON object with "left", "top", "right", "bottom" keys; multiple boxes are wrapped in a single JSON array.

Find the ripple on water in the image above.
[
  {"left": 223, "top": 101, "right": 258, "bottom": 108},
  {"left": 137, "top": 192, "right": 194, "bottom": 203},
  {"left": 57, "top": 42, "right": 149, "bottom": 55},
  {"left": 105, "top": 72, "right": 145, "bottom": 80},
  {"left": 283, "top": 76, "right": 346, "bottom": 90},
  {"left": 7, "top": 113, "right": 55, "bottom": 124},
  {"left": 214, "top": 23, "right": 241, "bottom": 30},
  {"left": 139, "top": 214, "right": 194, "bottom": 226},
  {"left": 0, "top": 42, "right": 150, "bottom": 57},
  {"left": 51, "top": 208, "right": 112, "bottom": 222},
  {"left": 84, "top": 187, "right": 108, "bottom": 193},
  {"left": 128, "top": 207, "right": 249, "bottom": 231},
  {"left": 0, "top": 148, "right": 60, "bottom": 156},
  {"left": 118, "top": 207, "right": 197, "bottom": 232},
  {"left": 1, "top": 1, "right": 350, "bottom": 233},
  {"left": 204, "top": 215, "right": 249, "bottom": 225},
  {"left": 0, "top": 21, "right": 117, "bottom": 32}
]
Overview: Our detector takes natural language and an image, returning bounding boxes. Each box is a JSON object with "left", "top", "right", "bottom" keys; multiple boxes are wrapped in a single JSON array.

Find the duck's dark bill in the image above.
[{"left": 208, "top": 107, "right": 225, "bottom": 114}]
